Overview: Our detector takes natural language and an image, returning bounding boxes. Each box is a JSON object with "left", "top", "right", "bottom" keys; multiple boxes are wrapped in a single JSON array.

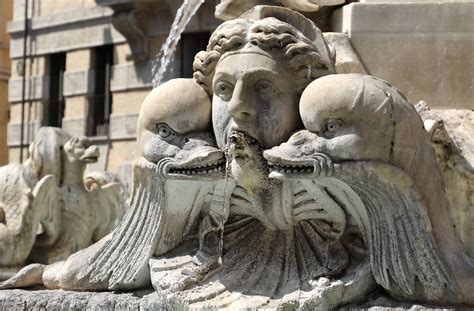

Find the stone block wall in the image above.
[
  {"left": 0, "top": 0, "right": 12, "bottom": 165},
  {"left": 331, "top": 1, "right": 474, "bottom": 109},
  {"left": 6, "top": 0, "right": 472, "bottom": 168},
  {"left": 6, "top": 0, "right": 221, "bottom": 170}
]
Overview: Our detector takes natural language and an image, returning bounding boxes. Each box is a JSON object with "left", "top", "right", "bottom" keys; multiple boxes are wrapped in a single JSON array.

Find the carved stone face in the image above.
[
  {"left": 212, "top": 52, "right": 302, "bottom": 149},
  {"left": 63, "top": 137, "right": 100, "bottom": 164}
]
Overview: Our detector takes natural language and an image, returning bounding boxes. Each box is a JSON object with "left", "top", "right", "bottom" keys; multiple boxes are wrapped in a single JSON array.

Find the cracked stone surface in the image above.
[{"left": 0, "top": 289, "right": 462, "bottom": 311}]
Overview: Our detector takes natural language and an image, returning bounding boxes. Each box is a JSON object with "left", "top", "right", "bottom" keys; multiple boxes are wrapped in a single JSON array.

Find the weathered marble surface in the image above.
[
  {"left": 215, "top": 0, "right": 345, "bottom": 20},
  {"left": 331, "top": 2, "right": 474, "bottom": 109},
  {"left": 417, "top": 103, "right": 474, "bottom": 257},
  {"left": 0, "top": 289, "right": 464, "bottom": 310},
  {"left": 0, "top": 127, "right": 124, "bottom": 276},
  {"left": 1, "top": 5, "right": 472, "bottom": 310}
]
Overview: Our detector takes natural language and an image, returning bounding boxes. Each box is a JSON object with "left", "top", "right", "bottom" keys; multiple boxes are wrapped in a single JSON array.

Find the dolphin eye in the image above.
[
  {"left": 153, "top": 123, "right": 176, "bottom": 140},
  {"left": 325, "top": 119, "right": 343, "bottom": 133},
  {"left": 322, "top": 119, "right": 344, "bottom": 139}
]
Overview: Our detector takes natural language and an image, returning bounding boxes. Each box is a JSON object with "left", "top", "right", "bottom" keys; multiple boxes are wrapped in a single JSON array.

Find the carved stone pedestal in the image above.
[{"left": 0, "top": 289, "right": 460, "bottom": 310}]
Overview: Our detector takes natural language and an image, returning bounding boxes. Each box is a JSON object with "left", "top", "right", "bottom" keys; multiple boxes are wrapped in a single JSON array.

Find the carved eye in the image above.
[
  {"left": 79, "top": 137, "right": 90, "bottom": 148},
  {"left": 214, "top": 81, "right": 234, "bottom": 100},
  {"left": 153, "top": 123, "right": 176, "bottom": 139},
  {"left": 325, "top": 119, "right": 343, "bottom": 133},
  {"left": 255, "top": 80, "right": 276, "bottom": 96}
]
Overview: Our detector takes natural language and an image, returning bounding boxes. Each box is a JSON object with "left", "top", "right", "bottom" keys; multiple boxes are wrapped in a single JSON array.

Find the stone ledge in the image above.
[
  {"left": 330, "top": 2, "right": 474, "bottom": 109},
  {"left": 8, "top": 76, "right": 49, "bottom": 102},
  {"left": 7, "top": 6, "right": 114, "bottom": 34},
  {"left": 332, "top": 2, "right": 474, "bottom": 34},
  {"left": 0, "top": 289, "right": 460, "bottom": 310},
  {"left": 63, "top": 70, "right": 94, "bottom": 97},
  {"left": 10, "top": 20, "right": 125, "bottom": 59},
  {"left": 0, "top": 289, "right": 180, "bottom": 310},
  {"left": 110, "top": 60, "right": 179, "bottom": 92},
  {"left": 109, "top": 113, "right": 139, "bottom": 140},
  {"left": 7, "top": 121, "right": 41, "bottom": 147},
  {"left": 7, "top": 113, "right": 138, "bottom": 147}
]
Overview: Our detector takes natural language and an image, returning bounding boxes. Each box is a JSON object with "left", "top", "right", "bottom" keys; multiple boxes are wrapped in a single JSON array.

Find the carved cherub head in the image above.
[
  {"left": 193, "top": 5, "right": 336, "bottom": 149},
  {"left": 193, "top": 6, "right": 335, "bottom": 95}
]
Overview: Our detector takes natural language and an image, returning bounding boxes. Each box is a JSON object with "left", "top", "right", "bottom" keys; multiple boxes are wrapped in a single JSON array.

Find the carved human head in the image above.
[
  {"left": 193, "top": 5, "right": 335, "bottom": 149},
  {"left": 136, "top": 78, "right": 212, "bottom": 163}
]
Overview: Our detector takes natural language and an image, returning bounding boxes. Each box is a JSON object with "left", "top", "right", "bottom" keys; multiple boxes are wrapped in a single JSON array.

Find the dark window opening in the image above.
[
  {"left": 87, "top": 45, "right": 114, "bottom": 136},
  {"left": 180, "top": 32, "right": 210, "bottom": 78},
  {"left": 44, "top": 52, "right": 66, "bottom": 127}
]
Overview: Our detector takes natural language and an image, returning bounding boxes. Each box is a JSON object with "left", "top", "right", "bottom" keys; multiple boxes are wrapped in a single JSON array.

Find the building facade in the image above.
[
  {"left": 5, "top": 0, "right": 473, "bottom": 172},
  {"left": 0, "top": 0, "right": 12, "bottom": 165},
  {"left": 6, "top": 0, "right": 220, "bottom": 171}
]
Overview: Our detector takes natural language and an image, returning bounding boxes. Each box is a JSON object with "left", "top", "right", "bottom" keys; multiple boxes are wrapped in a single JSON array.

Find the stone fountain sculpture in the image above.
[
  {"left": 0, "top": 127, "right": 124, "bottom": 278},
  {"left": 1, "top": 5, "right": 473, "bottom": 310}
]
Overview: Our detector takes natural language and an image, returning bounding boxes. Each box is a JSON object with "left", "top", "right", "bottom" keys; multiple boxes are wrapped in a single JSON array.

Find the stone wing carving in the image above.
[
  {"left": 90, "top": 181, "right": 126, "bottom": 243},
  {"left": 334, "top": 162, "right": 453, "bottom": 299},
  {"left": 0, "top": 164, "right": 38, "bottom": 266},
  {"left": 32, "top": 175, "right": 62, "bottom": 248},
  {"left": 77, "top": 159, "right": 164, "bottom": 289}
]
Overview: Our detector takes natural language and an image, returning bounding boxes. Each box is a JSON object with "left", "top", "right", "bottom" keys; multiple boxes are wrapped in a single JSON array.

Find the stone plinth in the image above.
[
  {"left": 331, "top": 2, "right": 474, "bottom": 109},
  {"left": 0, "top": 289, "right": 177, "bottom": 310},
  {"left": 0, "top": 289, "right": 460, "bottom": 310}
]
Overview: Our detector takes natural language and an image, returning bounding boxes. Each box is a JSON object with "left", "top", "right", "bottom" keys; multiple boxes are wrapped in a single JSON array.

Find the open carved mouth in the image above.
[
  {"left": 82, "top": 156, "right": 99, "bottom": 163},
  {"left": 167, "top": 158, "right": 227, "bottom": 176},
  {"left": 227, "top": 130, "right": 260, "bottom": 160},
  {"left": 267, "top": 162, "right": 314, "bottom": 175},
  {"left": 228, "top": 131, "right": 258, "bottom": 146}
]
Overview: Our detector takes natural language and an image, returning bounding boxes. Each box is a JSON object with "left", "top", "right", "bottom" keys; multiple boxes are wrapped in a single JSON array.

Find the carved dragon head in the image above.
[
  {"left": 24, "top": 127, "right": 101, "bottom": 187},
  {"left": 136, "top": 78, "right": 225, "bottom": 180},
  {"left": 63, "top": 136, "right": 100, "bottom": 165}
]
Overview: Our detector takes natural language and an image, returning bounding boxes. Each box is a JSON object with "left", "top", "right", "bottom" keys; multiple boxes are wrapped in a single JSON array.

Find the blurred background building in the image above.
[
  {"left": 0, "top": 0, "right": 12, "bottom": 166},
  {"left": 5, "top": 0, "right": 220, "bottom": 171},
  {"left": 3, "top": 0, "right": 474, "bottom": 172}
]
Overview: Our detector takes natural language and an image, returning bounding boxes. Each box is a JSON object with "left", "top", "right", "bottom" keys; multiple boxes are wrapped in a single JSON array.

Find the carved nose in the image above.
[
  {"left": 228, "top": 101, "right": 254, "bottom": 120},
  {"left": 227, "top": 84, "right": 255, "bottom": 120}
]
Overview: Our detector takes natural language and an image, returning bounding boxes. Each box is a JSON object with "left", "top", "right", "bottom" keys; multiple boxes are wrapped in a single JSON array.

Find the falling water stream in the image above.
[
  {"left": 219, "top": 150, "right": 232, "bottom": 256},
  {"left": 152, "top": 0, "right": 205, "bottom": 87},
  {"left": 152, "top": 0, "right": 232, "bottom": 259}
]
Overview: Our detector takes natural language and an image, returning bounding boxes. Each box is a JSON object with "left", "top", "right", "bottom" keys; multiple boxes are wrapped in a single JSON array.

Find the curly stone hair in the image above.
[{"left": 193, "top": 15, "right": 335, "bottom": 96}]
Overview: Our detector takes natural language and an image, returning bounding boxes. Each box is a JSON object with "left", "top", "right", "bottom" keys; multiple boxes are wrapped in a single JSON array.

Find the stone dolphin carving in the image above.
[
  {"left": 0, "top": 78, "right": 225, "bottom": 291},
  {"left": 264, "top": 74, "right": 474, "bottom": 305}
]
